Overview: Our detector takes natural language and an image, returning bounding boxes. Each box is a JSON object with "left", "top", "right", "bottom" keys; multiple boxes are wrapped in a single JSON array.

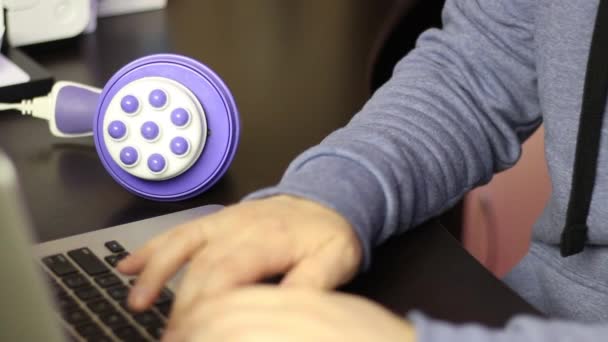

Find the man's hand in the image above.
[
  {"left": 117, "top": 195, "right": 363, "bottom": 324},
  {"left": 162, "top": 285, "right": 415, "bottom": 342}
]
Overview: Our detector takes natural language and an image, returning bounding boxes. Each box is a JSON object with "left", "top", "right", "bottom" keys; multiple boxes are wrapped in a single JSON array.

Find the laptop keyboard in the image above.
[{"left": 41, "top": 241, "right": 173, "bottom": 341}]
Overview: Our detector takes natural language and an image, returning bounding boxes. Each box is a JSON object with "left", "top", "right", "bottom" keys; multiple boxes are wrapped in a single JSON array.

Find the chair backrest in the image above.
[
  {"left": 369, "top": 0, "right": 445, "bottom": 92},
  {"left": 463, "top": 127, "right": 550, "bottom": 277}
]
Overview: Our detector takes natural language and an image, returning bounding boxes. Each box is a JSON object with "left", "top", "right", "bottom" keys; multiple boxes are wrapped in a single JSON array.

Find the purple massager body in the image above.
[{"left": 93, "top": 54, "right": 240, "bottom": 201}]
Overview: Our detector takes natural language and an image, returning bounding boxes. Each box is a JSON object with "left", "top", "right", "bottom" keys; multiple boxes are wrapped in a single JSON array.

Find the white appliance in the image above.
[
  {"left": 97, "top": 0, "right": 167, "bottom": 17},
  {"left": 0, "top": 0, "right": 5, "bottom": 46},
  {"left": 3, "top": 0, "right": 92, "bottom": 46}
]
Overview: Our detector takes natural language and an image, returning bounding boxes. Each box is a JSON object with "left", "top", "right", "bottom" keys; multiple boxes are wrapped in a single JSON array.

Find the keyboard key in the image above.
[
  {"left": 147, "top": 324, "right": 165, "bottom": 339},
  {"left": 87, "top": 299, "right": 114, "bottom": 314},
  {"left": 62, "top": 328, "right": 80, "bottom": 342},
  {"left": 68, "top": 248, "right": 110, "bottom": 276},
  {"left": 154, "top": 288, "right": 174, "bottom": 305},
  {"left": 107, "top": 285, "right": 129, "bottom": 301},
  {"left": 100, "top": 310, "right": 129, "bottom": 327},
  {"left": 42, "top": 254, "right": 78, "bottom": 277},
  {"left": 75, "top": 286, "right": 102, "bottom": 301},
  {"left": 104, "top": 241, "right": 125, "bottom": 253},
  {"left": 75, "top": 323, "right": 104, "bottom": 337},
  {"left": 85, "top": 335, "right": 112, "bottom": 342},
  {"left": 116, "top": 251, "right": 130, "bottom": 262},
  {"left": 62, "top": 273, "right": 91, "bottom": 289},
  {"left": 104, "top": 252, "right": 129, "bottom": 268},
  {"left": 54, "top": 285, "right": 70, "bottom": 299},
  {"left": 45, "top": 274, "right": 61, "bottom": 290},
  {"left": 56, "top": 295, "right": 80, "bottom": 312},
  {"left": 154, "top": 288, "right": 174, "bottom": 316},
  {"left": 156, "top": 302, "right": 172, "bottom": 317},
  {"left": 112, "top": 326, "right": 145, "bottom": 341},
  {"left": 94, "top": 274, "right": 122, "bottom": 288},
  {"left": 63, "top": 308, "right": 92, "bottom": 325},
  {"left": 133, "top": 310, "right": 162, "bottom": 327},
  {"left": 104, "top": 255, "right": 120, "bottom": 267},
  {"left": 45, "top": 272, "right": 58, "bottom": 286},
  {"left": 46, "top": 279, "right": 70, "bottom": 299},
  {"left": 85, "top": 336, "right": 113, "bottom": 342},
  {"left": 118, "top": 299, "right": 140, "bottom": 314},
  {"left": 118, "top": 299, "right": 131, "bottom": 312}
]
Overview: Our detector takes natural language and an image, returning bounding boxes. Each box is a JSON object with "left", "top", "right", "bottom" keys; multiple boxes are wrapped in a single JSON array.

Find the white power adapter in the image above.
[
  {"left": 97, "top": 0, "right": 167, "bottom": 17},
  {"left": 3, "top": 0, "right": 91, "bottom": 47},
  {"left": 0, "top": 0, "right": 4, "bottom": 46}
]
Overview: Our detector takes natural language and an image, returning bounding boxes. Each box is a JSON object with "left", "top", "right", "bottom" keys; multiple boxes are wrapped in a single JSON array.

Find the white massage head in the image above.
[{"left": 101, "top": 77, "right": 208, "bottom": 181}]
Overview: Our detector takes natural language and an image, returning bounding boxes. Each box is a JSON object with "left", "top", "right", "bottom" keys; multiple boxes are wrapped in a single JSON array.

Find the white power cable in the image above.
[
  {"left": 0, "top": 81, "right": 101, "bottom": 137},
  {"left": 0, "top": 96, "right": 52, "bottom": 120}
]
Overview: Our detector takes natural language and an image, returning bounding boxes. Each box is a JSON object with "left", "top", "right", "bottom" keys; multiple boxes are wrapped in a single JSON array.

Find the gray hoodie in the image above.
[{"left": 248, "top": 0, "right": 608, "bottom": 340}]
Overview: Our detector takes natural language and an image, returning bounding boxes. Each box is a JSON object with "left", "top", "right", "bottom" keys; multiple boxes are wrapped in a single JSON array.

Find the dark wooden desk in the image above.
[{"left": 0, "top": 0, "right": 539, "bottom": 328}]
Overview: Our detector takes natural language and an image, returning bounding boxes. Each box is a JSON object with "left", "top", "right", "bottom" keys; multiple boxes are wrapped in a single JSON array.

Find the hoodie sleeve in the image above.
[{"left": 409, "top": 311, "right": 608, "bottom": 342}]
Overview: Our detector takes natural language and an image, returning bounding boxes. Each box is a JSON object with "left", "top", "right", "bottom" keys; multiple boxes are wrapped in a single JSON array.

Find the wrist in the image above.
[
  {"left": 269, "top": 194, "right": 363, "bottom": 268},
  {"left": 402, "top": 321, "right": 417, "bottom": 342}
]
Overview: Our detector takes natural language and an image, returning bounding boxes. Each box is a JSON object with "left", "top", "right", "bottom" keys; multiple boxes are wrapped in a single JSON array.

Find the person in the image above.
[{"left": 117, "top": 1, "right": 608, "bottom": 341}]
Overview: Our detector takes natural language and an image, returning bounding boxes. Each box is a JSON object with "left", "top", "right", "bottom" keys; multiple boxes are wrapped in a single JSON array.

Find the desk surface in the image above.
[{"left": 0, "top": 0, "right": 539, "bottom": 328}]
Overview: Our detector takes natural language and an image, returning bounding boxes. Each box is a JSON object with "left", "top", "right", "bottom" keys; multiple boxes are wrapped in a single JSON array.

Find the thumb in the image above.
[{"left": 280, "top": 240, "right": 359, "bottom": 290}]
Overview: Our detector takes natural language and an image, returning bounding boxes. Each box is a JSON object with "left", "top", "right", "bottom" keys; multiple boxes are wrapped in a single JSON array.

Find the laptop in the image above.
[{"left": 0, "top": 151, "right": 223, "bottom": 341}]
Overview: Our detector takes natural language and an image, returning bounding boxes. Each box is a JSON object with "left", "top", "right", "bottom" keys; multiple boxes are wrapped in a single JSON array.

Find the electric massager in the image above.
[{"left": 0, "top": 54, "right": 240, "bottom": 201}]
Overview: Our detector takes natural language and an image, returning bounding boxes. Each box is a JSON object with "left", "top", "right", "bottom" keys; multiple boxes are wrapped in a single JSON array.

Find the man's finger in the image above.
[
  {"left": 170, "top": 309, "right": 319, "bottom": 342},
  {"left": 168, "top": 241, "right": 295, "bottom": 327},
  {"left": 166, "top": 241, "right": 239, "bottom": 324},
  {"left": 117, "top": 229, "right": 174, "bottom": 275},
  {"left": 166, "top": 286, "right": 334, "bottom": 341},
  {"left": 126, "top": 225, "right": 208, "bottom": 311},
  {"left": 118, "top": 210, "right": 223, "bottom": 275}
]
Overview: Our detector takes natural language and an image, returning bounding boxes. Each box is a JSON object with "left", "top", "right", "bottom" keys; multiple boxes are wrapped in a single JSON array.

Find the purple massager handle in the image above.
[
  {"left": 94, "top": 54, "right": 240, "bottom": 201},
  {"left": 54, "top": 84, "right": 101, "bottom": 136}
]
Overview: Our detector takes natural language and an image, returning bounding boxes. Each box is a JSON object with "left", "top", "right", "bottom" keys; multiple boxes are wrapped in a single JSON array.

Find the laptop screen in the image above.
[{"left": 0, "top": 151, "right": 65, "bottom": 342}]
